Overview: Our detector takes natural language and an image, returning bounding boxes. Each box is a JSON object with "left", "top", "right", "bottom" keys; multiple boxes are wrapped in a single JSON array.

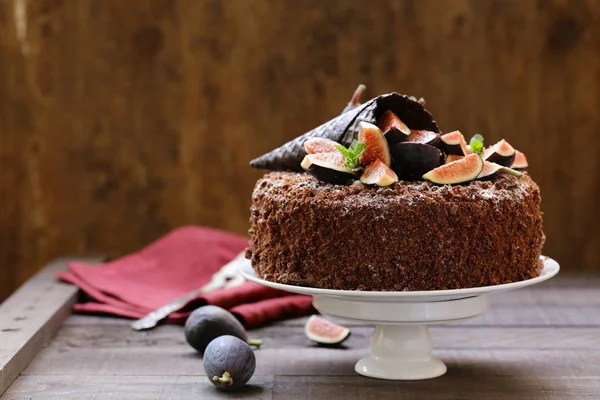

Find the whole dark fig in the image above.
[
  {"left": 184, "top": 305, "right": 247, "bottom": 354},
  {"left": 389, "top": 142, "right": 442, "bottom": 180},
  {"left": 204, "top": 335, "right": 256, "bottom": 391}
]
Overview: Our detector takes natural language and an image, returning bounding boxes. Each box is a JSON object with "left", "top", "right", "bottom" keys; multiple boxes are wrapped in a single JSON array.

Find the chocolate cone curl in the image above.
[{"left": 250, "top": 93, "right": 440, "bottom": 171}]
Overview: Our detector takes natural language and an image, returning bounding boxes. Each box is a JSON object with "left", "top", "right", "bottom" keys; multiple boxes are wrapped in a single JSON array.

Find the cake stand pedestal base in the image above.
[
  {"left": 312, "top": 295, "right": 490, "bottom": 380},
  {"left": 354, "top": 325, "right": 446, "bottom": 380},
  {"left": 240, "top": 257, "right": 559, "bottom": 381}
]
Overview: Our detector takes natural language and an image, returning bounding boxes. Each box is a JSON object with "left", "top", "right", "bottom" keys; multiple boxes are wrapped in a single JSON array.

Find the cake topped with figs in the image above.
[{"left": 246, "top": 86, "right": 544, "bottom": 291}]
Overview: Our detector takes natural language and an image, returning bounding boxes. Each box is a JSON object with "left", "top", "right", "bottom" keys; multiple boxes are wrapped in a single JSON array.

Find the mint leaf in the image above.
[
  {"left": 469, "top": 134, "right": 485, "bottom": 156},
  {"left": 470, "top": 141, "right": 483, "bottom": 155},
  {"left": 354, "top": 142, "right": 366, "bottom": 155},
  {"left": 336, "top": 140, "right": 366, "bottom": 172},
  {"left": 335, "top": 144, "right": 350, "bottom": 158},
  {"left": 470, "top": 134, "right": 484, "bottom": 146}
]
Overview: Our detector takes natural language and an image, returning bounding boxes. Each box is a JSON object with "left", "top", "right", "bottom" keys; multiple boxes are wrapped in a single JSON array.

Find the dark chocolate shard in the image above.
[{"left": 250, "top": 93, "right": 440, "bottom": 171}]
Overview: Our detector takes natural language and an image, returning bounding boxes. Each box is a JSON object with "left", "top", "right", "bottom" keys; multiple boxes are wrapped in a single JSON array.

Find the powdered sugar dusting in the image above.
[{"left": 253, "top": 171, "right": 538, "bottom": 209}]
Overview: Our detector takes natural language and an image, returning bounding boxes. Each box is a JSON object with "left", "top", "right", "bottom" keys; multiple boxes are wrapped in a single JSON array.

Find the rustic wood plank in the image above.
[
  {"left": 1, "top": 375, "right": 273, "bottom": 400},
  {"left": 55, "top": 275, "right": 600, "bottom": 330},
  {"left": 0, "top": 259, "right": 93, "bottom": 396},
  {"left": 21, "top": 319, "right": 600, "bottom": 377},
  {"left": 3, "top": 375, "right": 599, "bottom": 400},
  {"left": 61, "top": 301, "right": 600, "bottom": 329},
  {"left": 267, "top": 376, "right": 600, "bottom": 400},
  {"left": 488, "top": 287, "right": 600, "bottom": 306},
  {"left": 1, "top": 276, "right": 598, "bottom": 398}
]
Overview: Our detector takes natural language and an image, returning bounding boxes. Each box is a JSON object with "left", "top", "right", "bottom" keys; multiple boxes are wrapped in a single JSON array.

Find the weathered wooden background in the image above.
[{"left": 1, "top": 0, "right": 599, "bottom": 301}]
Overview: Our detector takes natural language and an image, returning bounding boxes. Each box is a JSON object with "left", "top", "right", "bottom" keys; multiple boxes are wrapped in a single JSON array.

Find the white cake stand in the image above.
[{"left": 241, "top": 256, "right": 559, "bottom": 380}]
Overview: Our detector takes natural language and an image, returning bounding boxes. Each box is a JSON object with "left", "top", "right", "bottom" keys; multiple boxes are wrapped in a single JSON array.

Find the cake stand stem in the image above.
[{"left": 355, "top": 324, "right": 446, "bottom": 380}]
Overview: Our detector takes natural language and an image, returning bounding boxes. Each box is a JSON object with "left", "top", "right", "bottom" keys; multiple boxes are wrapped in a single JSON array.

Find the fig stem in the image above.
[
  {"left": 212, "top": 371, "right": 233, "bottom": 386},
  {"left": 247, "top": 338, "right": 263, "bottom": 348},
  {"left": 348, "top": 84, "right": 366, "bottom": 107}
]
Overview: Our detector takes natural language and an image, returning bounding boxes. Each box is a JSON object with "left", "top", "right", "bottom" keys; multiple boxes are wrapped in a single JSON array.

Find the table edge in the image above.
[{"left": 0, "top": 257, "right": 101, "bottom": 396}]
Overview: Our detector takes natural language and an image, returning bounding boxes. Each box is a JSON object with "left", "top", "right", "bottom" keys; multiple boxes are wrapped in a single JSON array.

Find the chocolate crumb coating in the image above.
[{"left": 246, "top": 172, "right": 545, "bottom": 291}]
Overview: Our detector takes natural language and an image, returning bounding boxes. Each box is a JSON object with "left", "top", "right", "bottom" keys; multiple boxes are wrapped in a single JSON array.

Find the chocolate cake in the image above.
[
  {"left": 246, "top": 86, "right": 545, "bottom": 291},
  {"left": 246, "top": 172, "right": 544, "bottom": 290}
]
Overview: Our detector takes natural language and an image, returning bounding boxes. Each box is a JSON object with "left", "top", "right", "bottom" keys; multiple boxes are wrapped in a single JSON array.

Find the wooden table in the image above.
[{"left": 1, "top": 259, "right": 599, "bottom": 399}]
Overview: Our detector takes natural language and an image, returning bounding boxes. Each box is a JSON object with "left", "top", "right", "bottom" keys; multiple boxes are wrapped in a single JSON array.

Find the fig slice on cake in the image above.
[
  {"left": 389, "top": 142, "right": 442, "bottom": 180},
  {"left": 477, "top": 161, "right": 523, "bottom": 179},
  {"left": 423, "top": 153, "right": 483, "bottom": 184},
  {"left": 358, "top": 122, "right": 392, "bottom": 167},
  {"left": 301, "top": 152, "right": 359, "bottom": 185},
  {"left": 405, "top": 130, "right": 441, "bottom": 146},
  {"left": 483, "top": 139, "right": 516, "bottom": 167},
  {"left": 304, "top": 137, "right": 340, "bottom": 154},
  {"left": 511, "top": 150, "right": 529, "bottom": 169},
  {"left": 378, "top": 110, "right": 411, "bottom": 145},
  {"left": 305, "top": 315, "right": 350, "bottom": 346},
  {"left": 440, "top": 130, "right": 471, "bottom": 156},
  {"left": 360, "top": 159, "right": 399, "bottom": 187},
  {"left": 378, "top": 110, "right": 411, "bottom": 136}
]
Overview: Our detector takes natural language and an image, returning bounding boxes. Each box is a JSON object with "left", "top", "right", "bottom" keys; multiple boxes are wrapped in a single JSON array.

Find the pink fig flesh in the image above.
[
  {"left": 483, "top": 139, "right": 516, "bottom": 167},
  {"left": 304, "top": 138, "right": 340, "bottom": 155},
  {"left": 512, "top": 150, "right": 528, "bottom": 169},
  {"left": 358, "top": 122, "right": 392, "bottom": 167},
  {"left": 305, "top": 315, "right": 350, "bottom": 345},
  {"left": 405, "top": 130, "right": 440, "bottom": 146},
  {"left": 378, "top": 110, "right": 411, "bottom": 136},
  {"left": 360, "top": 159, "right": 399, "bottom": 187},
  {"left": 440, "top": 130, "right": 471, "bottom": 156},
  {"left": 301, "top": 152, "right": 358, "bottom": 185},
  {"left": 422, "top": 153, "right": 483, "bottom": 184}
]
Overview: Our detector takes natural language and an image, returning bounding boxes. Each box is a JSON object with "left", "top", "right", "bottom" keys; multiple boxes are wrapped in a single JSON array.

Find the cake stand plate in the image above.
[{"left": 240, "top": 256, "right": 559, "bottom": 380}]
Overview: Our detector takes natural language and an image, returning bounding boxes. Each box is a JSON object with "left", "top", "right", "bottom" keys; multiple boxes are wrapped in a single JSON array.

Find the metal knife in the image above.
[{"left": 130, "top": 252, "right": 249, "bottom": 331}]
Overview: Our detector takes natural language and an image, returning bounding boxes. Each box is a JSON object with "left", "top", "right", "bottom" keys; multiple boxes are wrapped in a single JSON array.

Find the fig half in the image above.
[
  {"left": 378, "top": 110, "right": 411, "bottom": 137},
  {"left": 358, "top": 122, "right": 392, "bottom": 167},
  {"left": 389, "top": 142, "right": 442, "bottom": 180},
  {"left": 423, "top": 153, "right": 483, "bottom": 184},
  {"left": 512, "top": 150, "right": 528, "bottom": 169},
  {"left": 305, "top": 315, "right": 350, "bottom": 346},
  {"left": 405, "top": 130, "right": 441, "bottom": 146},
  {"left": 440, "top": 130, "right": 471, "bottom": 156},
  {"left": 360, "top": 159, "right": 399, "bottom": 187},
  {"left": 304, "top": 137, "right": 339, "bottom": 154},
  {"left": 477, "top": 161, "right": 523, "bottom": 179},
  {"left": 301, "top": 152, "right": 358, "bottom": 185},
  {"left": 483, "top": 139, "right": 516, "bottom": 167}
]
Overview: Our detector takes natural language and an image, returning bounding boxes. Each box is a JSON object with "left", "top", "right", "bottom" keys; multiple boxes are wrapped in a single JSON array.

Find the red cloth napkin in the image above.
[{"left": 58, "top": 226, "right": 314, "bottom": 329}]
